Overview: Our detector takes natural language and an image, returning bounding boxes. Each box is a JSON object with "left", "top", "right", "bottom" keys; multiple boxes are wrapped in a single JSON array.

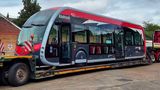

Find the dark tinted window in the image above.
[
  {"left": 61, "top": 26, "right": 70, "bottom": 42},
  {"left": 89, "top": 26, "right": 101, "bottom": 43},
  {"left": 18, "top": 25, "right": 46, "bottom": 45},
  {"left": 125, "top": 31, "right": 134, "bottom": 45},
  {"left": 124, "top": 28, "right": 134, "bottom": 45},
  {"left": 134, "top": 32, "right": 143, "bottom": 45},
  {"left": 48, "top": 25, "right": 58, "bottom": 44},
  {"left": 73, "top": 31, "right": 87, "bottom": 43},
  {"left": 101, "top": 31, "right": 114, "bottom": 44},
  {"left": 99, "top": 24, "right": 115, "bottom": 45},
  {"left": 124, "top": 27, "right": 143, "bottom": 46}
]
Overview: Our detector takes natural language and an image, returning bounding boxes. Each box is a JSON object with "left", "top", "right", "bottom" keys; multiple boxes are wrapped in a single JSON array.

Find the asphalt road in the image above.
[{"left": 1, "top": 63, "right": 160, "bottom": 90}]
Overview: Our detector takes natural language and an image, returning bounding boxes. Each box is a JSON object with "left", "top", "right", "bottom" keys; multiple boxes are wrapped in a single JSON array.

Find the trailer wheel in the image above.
[
  {"left": 8, "top": 63, "right": 29, "bottom": 86},
  {"left": 150, "top": 54, "right": 155, "bottom": 62},
  {"left": 146, "top": 51, "right": 153, "bottom": 65},
  {"left": 0, "top": 70, "right": 8, "bottom": 85}
]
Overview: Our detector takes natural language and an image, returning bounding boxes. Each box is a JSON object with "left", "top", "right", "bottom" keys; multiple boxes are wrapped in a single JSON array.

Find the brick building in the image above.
[{"left": 0, "top": 13, "right": 21, "bottom": 56}]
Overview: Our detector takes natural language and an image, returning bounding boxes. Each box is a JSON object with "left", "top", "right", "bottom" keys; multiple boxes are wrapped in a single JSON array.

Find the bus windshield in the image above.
[
  {"left": 17, "top": 9, "right": 56, "bottom": 45},
  {"left": 18, "top": 25, "right": 46, "bottom": 45}
]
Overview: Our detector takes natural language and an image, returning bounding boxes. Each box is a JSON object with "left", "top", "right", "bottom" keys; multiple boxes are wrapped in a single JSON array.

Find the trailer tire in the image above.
[
  {"left": 146, "top": 51, "right": 153, "bottom": 65},
  {"left": 8, "top": 63, "right": 29, "bottom": 86},
  {"left": 0, "top": 70, "right": 8, "bottom": 85}
]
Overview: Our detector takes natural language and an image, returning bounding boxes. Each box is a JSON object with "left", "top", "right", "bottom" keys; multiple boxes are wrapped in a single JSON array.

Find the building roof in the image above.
[{"left": 0, "top": 13, "right": 21, "bottom": 35}]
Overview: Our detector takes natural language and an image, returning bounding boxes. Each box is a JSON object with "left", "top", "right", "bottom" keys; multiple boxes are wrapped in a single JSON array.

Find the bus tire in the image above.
[
  {"left": 0, "top": 70, "right": 8, "bottom": 85},
  {"left": 150, "top": 54, "right": 155, "bottom": 63},
  {"left": 8, "top": 63, "right": 29, "bottom": 86},
  {"left": 75, "top": 50, "right": 87, "bottom": 66}
]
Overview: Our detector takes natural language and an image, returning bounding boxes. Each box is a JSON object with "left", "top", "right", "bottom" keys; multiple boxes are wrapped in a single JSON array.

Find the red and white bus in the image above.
[
  {"left": 0, "top": 7, "right": 150, "bottom": 86},
  {"left": 16, "top": 7, "right": 146, "bottom": 66}
]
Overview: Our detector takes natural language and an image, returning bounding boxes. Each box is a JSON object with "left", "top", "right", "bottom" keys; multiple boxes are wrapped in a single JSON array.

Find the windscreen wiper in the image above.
[
  {"left": 31, "top": 23, "right": 45, "bottom": 26},
  {"left": 22, "top": 25, "right": 32, "bottom": 28}
]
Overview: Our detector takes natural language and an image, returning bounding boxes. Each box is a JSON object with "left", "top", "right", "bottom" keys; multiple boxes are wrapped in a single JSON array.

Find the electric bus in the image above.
[
  {"left": 16, "top": 7, "right": 146, "bottom": 66},
  {"left": 0, "top": 7, "right": 148, "bottom": 86}
]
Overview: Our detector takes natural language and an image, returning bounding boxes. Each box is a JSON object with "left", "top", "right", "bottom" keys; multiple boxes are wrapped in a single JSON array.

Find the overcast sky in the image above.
[{"left": 0, "top": 0, "right": 160, "bottom": 25}]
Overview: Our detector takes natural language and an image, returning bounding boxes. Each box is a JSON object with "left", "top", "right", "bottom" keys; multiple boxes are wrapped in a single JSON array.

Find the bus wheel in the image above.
[
  {"left": 8, "top": 63, "right": 29, "bottom": 86},
  {"left": 75, "top": 50, "right": 87, "bottom": 66}
]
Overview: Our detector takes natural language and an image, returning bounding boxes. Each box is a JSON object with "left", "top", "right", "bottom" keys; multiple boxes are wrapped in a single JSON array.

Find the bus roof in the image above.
[{"left": 49, "top": 7, "right": 143, "bottom": 30}]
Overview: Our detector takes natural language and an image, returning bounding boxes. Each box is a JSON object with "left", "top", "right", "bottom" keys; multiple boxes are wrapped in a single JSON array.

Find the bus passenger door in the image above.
[
  {"left": 45, "top": 24, "right": 59, "bottom": 63},
  {"left": 115, "top": 30, "right": 125, "bottom": 59},
  {"left": 60, "top": 23, "right": 72, "bottom": 63}
]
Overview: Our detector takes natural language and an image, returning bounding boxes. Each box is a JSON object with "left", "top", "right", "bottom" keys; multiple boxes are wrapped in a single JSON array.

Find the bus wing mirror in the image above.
[{"left": 30, "top": 34, "right": 34, "bottom": 40}]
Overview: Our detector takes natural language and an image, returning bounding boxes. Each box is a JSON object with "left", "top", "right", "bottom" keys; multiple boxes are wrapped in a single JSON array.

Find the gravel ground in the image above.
[{"left": 1, "top": 63, "right": 160, "bottom": 90}]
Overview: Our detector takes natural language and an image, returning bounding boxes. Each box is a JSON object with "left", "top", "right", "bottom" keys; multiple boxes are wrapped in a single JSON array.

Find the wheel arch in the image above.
[{"left": 75, "top": 47, "right": 88, "bottom": 59}]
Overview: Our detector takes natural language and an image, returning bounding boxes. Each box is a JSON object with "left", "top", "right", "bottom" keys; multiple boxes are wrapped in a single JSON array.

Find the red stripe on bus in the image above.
[{"left": 60, "top": 9, "right": 143, "bottom": 30}]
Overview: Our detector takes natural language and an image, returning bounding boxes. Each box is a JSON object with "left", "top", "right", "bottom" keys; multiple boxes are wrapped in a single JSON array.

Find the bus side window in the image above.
[
  {"left": 125, "top": 31, "right": 134, "bottom": 45},
  {"left": 102, "top": 31, "right": 114, "bottom": 45},
  {"left": 88, "top": 26, "right": 101, "bottom": 43},
  {"left": 61, "top": 26, "right": 70, "bottom": 43},
  {"left": 134, "top": 32, "right": 143, "bottom": 45},
  {"left": 48, "top": 25, "right": 58, "bottom": 45},
  {"left": 73, "top": 31, "right": 87, "bottom": 43},
  {"left": 46, "top": 25, "right": 58, "bottom": 58}
]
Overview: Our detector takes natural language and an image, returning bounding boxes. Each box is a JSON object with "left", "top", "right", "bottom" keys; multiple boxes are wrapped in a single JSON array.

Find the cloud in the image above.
[
  {"left": 38, "top": 0, "right": 109, "bottom": 14},
  {"left": 63, "top": 0, "right": 109, "bottom": 14},
  {"left": 103, "top": 0, "right": 160, "bottom": 25},
  {"left": 0, "top": 0, "right": 22, "bottom": 18},
  {"left": 38, "top": 0, "right": 160, "bottom": 25},
  {"left": 38, "top": 0, "right": 79, "bottom": 9},
  {"left": 0, "top": 5, "right": 23, "bottom": 18},
  {"left": 0, "top": 0, "right": 160, "bottom": 25},
  {"left": 0, "top": 0, "right": 21, "bottom": 7}
]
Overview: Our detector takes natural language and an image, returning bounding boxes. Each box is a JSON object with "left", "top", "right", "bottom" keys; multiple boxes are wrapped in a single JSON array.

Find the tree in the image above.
[
  {"left": 14, "top": 0, "right": 41, "bottom": 27},
  {"left": 144, "top": 21, "right": 160, "bottom": 40},
  {"left": 6, "top": 13, "right": 9, "bottom": 19}
]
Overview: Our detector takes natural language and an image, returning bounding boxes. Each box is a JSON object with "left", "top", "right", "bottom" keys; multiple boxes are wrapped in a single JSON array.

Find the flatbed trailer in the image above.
[{"left": 0, "top": 55, "right": 150, "bottom": 86}]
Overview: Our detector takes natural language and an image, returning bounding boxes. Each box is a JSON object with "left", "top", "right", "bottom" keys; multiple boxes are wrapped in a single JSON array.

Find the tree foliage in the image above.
[
  {"left": 14, "top": 0, "right": 41, "bottom": 27},
  {"left": 144, "top": 21, "right": 160, "bottom": 40}
]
